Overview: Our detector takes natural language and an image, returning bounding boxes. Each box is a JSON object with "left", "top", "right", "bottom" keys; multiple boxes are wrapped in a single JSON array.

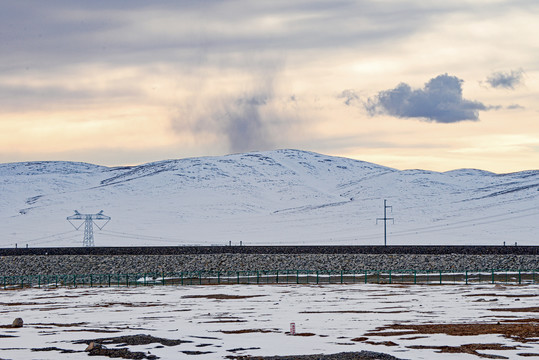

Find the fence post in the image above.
[
  {"left": 73, "top": 275, "right": 76, "bottom": 288},
  {"left": 38, "top": 275, "right": 41, "bottom": 288},
  {"left": 316, "top": 270, "right": 319, "bottom": 284},
  {"left": 465, "top": 271, "right": 468, "bottom": 284},
  {"left": 491, "top": 270, "right": 494, "bottom": 284},
  {"left": 365, "top": 270, "right": 368, "bottom": 284},
  {"left": 257, "top": 271, "right": 260, "bottom": 284},
  {"left": 414, "top": 270, "right": 416, "bottom": 284},
  {"left": 296, "top": 270, "right": 299, "bottom": 284},
  {"left": 439, "top": 271, "right": 442, "bottom": 285},
  {"left": 389, "top": 270, "right": 392, "bottom": 284},
  {"left": 341, "top": 270, "right": 344, "bottom": 284},
  {"left": 518, "top": 270, "right": 521, "bottom": 284}
]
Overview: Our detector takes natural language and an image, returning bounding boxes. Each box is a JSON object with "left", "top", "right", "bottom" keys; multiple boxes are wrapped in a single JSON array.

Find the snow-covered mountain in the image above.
[{"left": 1, "top": 149, "right": 538, "bottom": 247}]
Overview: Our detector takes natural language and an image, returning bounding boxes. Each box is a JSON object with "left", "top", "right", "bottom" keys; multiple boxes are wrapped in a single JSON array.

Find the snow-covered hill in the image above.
[{"left": 1, "top": 149, "right": 538, "bottom": 247}]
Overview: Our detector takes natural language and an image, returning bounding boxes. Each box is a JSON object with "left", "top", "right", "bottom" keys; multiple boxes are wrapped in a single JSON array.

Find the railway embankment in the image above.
[{"left": 0, "top": 246, "right": 537, "bottom": 276}]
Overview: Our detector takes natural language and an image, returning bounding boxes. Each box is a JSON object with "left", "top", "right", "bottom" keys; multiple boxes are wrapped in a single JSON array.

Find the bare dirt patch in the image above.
[
  {"left": 365, "top": 319, "right": 539, "bottom": 343},
  {"left": 31, "top": 322, "right": 88, "bottom": 327},
  {"left": 96, "top": 302, "right": 163, "bottom": 308},
  {"left": 31, "top": 346, "right": 81, "bottom": 354},
  {"left": 489, "top": 307, "right": 539, "bottom": 313},
  {"left": 220, "top": 329, "right": 278, "bottom": 334},
  {"left": 227, "top": 347, "right": 261, "bottom": 353},
  {"left": 407, "top": 343, "right": 519, "bottom": 359},
  {"left": 299, "top": 310, "right": 408, "bottom": 314},
  {"left": 182, "top": 294, "right": 265, "bottom": 300},
  {"left": 181, "top": 350, "right": 213, "bottom": 355},
  {"left": 225, "top": 350, "right": 404, "bottom": 359},
  {"left": 202, "top": 320, "right": 247, "bottom": 323},
  {"left": 465, "top": 294, "right": 538, "bottom": 298},
  {"left": 74, "top": 334, "right": 191, "bottom": 346}
]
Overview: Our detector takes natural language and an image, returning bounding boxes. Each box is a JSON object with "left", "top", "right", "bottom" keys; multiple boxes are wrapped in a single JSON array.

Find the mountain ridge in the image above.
[{"left": 1, "top": 149, "right": 537, "bottom": 247}]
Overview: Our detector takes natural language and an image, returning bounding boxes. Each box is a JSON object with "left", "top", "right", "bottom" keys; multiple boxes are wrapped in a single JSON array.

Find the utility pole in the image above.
[
  {"left": 67, "top": 210, "right": 111, "bottom": 247},
  {"left": 376, "top": 199, "right": 394, "bottom": 246}
]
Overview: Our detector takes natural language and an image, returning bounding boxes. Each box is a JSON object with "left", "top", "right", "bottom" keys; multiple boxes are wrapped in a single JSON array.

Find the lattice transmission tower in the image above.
[{"left": 67, "top": 210, "right": 111, "bottom": 247}]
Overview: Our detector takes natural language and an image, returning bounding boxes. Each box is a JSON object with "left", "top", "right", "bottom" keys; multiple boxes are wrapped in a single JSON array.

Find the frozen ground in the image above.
[
  {"left": 0, "top": 283, "right": 537, "bottom": 359},
  {"left": 1, "top": 149, "right": 538, "bottom": 247}
]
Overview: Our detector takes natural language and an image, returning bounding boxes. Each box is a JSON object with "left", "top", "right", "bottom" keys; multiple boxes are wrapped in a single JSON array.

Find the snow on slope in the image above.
[{"left": 0, "top": 149, "right": 538, "bottom": 247}]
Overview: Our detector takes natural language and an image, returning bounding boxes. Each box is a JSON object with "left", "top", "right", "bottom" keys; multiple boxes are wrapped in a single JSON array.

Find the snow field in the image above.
[{"left": 0, "top": 283, "right": 538, "bottom": 359}]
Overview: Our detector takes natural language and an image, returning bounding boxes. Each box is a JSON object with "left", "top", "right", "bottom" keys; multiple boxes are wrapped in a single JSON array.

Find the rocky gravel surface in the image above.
[{"left": 0, "top": 253, "right": 537, "bottom": 276}]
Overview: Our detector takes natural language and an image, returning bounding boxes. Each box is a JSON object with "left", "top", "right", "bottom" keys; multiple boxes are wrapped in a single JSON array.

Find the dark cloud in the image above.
[
  {"left": 338, "top": 89, "right": 361, "bottom": 106},
  {"left": 366, "top": 74, "right": 487, "bottom": 123},
  {"left": 0, "top": 2, "right": 469, "bottom": 73},
  {"left": 507, "top": 104, "right": 525, "bottom": 110},
  {"left": 486, "top": 69, "right": 524, "bottom": 89}
]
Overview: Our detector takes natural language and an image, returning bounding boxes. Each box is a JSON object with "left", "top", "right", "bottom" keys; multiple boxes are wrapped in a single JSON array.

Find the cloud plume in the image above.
[
  {"left": 366, "top": 74, "right": 487, "bottom": 123},
  {"left": 173, "top": 62, "right": 301, "bottom": 153},
  {"left": 486, "top": 69, "right": 524, "bottom": 89}
]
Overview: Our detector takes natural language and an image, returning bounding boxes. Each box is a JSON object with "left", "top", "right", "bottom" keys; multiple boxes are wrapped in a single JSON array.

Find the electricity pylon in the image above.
[
  {"left": 67, "top": 210, "right": 111, "bottom": 247},
  {"left": 376, "top": 199, "right": 394, "bottom": 246}
]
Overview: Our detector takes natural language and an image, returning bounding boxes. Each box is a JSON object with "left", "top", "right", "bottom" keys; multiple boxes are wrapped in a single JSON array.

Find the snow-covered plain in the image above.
[
  {"left": 1, "top": 149, "right": 538, "bottom": 247},
  {"left": 0, "top": 284, "right": 537, "bottom": 359}
]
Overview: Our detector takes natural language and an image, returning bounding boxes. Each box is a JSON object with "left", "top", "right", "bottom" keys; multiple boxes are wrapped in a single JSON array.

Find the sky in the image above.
[{"left": 1, "top": 0, "right": 538, "bottom": 173}]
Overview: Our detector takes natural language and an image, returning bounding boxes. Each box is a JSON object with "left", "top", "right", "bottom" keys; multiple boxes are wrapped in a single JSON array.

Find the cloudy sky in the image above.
[{"left": 1, "top": 1, "right": 538, "bottom": 172}]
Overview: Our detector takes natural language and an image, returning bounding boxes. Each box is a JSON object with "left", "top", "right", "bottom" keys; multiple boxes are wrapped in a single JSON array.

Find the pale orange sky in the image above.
[{"left": 1, "top": 1, "right": 538, "bottom": 173}]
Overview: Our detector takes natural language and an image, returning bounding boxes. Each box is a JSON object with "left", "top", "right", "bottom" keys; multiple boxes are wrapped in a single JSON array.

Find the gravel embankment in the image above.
[{"left": 0, "top": 253, "right": 537, "bottom": 276}]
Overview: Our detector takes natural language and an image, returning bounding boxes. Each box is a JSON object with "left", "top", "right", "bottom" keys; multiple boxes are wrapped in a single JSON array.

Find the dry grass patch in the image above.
[
  {"left": 365, "top": 319, "right": 539, "bottom": 343},
  {"left": 489, "top": 307, "right": 539, "bottom": 313},
  {"left": 407, "top": 343, "right": 519, "bottom": 359}
]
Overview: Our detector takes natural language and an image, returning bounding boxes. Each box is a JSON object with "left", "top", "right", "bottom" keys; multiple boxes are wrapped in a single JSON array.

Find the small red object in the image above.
[{"left": 290, "top": 322, "right": 296, "bottom": 335}]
